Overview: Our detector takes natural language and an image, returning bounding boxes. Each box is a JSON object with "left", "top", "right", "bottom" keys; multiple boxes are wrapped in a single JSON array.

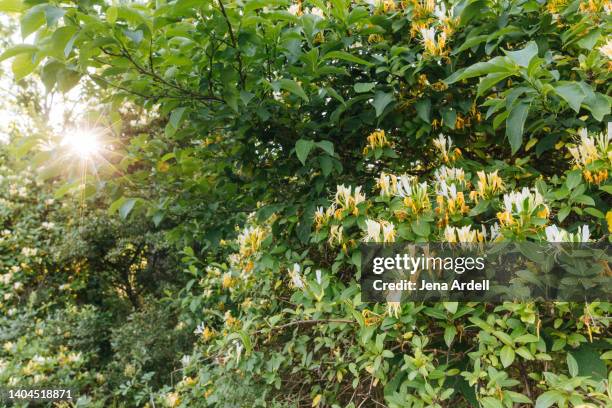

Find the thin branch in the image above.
[{"left": 217, "top": 0, "right": 245, "bottom": 88}]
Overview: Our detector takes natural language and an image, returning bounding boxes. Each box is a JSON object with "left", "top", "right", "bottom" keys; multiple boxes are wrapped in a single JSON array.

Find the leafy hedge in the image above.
[{"left": 0, "top": 0, "right": 611, "bottom": 407}]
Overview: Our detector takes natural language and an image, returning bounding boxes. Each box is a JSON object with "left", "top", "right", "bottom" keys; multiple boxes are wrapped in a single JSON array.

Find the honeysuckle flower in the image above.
[
  {"left": 364, "top": 129, "right": 393, "bottom": 154},
  {"left": 381, "top": 221, "right": 396, "bottom": 243},
  {"left": 545, "top": 224, "right": 590, "bottom": 242},
  {"left": 444, "top": 225, "right": 483, "bottom": 243},
  {"left": 288, "top": 3, "right": 301, "bottom": 15},
  {"left": 497, "top": 187, "right": 549, "bottom": 228},
  {"left": 289, "top": 263, "right": 305, "bottom": 288},
  {"left": 165, "top": 392, "right": 180, "bottom": 408},
  {"left": 237, "top": 226, "right": 266, "bottom": 258},
  {"left": 387, "top": 301, "right": 401, "bottom": 318},
  {"left": 473, "top": 170, "right": 504, "bottom": 201},
  {"left": 599, "top": 38, "right": 612, "bottom": 59},
  {"left": 434, "top": 166, "right": 466, "bottom": 185},
  {"left": 315, "top": 269, "right": 322, "bottom": 285},
  {"left": 41, "top": 222, "right": 55, "bottom": 230},
  {"left": 328, "top": 224, "right": 343, "bottom": 246},
  {"left": 307, "top": 7, "right": 324, "bottom": 18},
  {"left": 377, "top": 172, "right": 399, "bottom": 196},
  {"left": 432, "top": 134, "right": 460, "bottom": 162},
  {"left": 364, "top": 219, "right": 382, "bottom": 242},
  {"left": 234, "top": 340, "right": 243, "bottom": 363},
  {"left": 567, "top": 127, "right": 610, "bottom": 184},
  {"left": 181, "top": 355, "right": 191, "bottom": 367},
  {"left": 419, "top": 27, "right": 447, "bottom": 56}
]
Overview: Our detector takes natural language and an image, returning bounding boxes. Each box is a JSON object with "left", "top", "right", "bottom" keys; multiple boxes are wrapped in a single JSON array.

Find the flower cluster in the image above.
[
  {"left": 567, "top": 127, "right": 611, "bottom": 184},
  {"left": 363, "top": 129, "right": 393, "bottom": 155}
]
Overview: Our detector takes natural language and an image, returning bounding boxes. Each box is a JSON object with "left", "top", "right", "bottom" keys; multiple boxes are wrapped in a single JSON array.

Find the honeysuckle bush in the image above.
[{"left": 0, "top": 0, "right": 611, "bottom": 407}]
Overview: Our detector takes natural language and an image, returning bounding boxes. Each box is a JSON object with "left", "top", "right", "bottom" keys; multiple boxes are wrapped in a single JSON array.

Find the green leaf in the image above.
[
  {"left": 477, "top": 72, "right": 513, "bottom": 97},
  {"left": 107, "top": 6, "right": 118, "bottom": 24},
  {"left": 323, "top": 50, "right": 372, "bottom": 66},
  {"left": 371, "top": 91, "right": 394, "bottom": 117},
  {"left": 411, "top": 219, "right": 430, "bottom": 237},
  {"left": 0, "top": 0, "right": 23, "bottom": 12},
  {"left": 119, "top": 198, "right": 137, "bottom": 220},
  {"left": 415, "top": 99, "right": 431, "bottom": 123},
  {"left": 0, "top": 44, "right": 38, "bottom": 62},
  {"left": 574, "top": 195, "right": 595, "bottom": 206},
  {"left": 555, "top": 82, "right": 585, "bottom": 113},
  {"left": 481, "top": 397, "right": 503, "bottom": 408},
  {"left": 535, "top": 391, "right": 561, "bottom": 408},
  {"left": 565, "top": 170, "right": 582, "bottom": 189},
  {"left": 584, "top": 207, "right": 604, "bottom": 218},
  {"left": 279, "top": 78, "right": 308, "bottom": 102},
  {"left": 577, "top": 29, "right": 600, "bottom": 50},
  {"left": 506, "top": 102, "right": 529, "bottom": 154},
  {"left": 444, "top": 56, "right": 515, "bottom": 84},
  {"left": 20, "top": 6, "right": 45, "bottom": 38},
  {"left": 504, "top": 41, "right": 538, "bottom": 67},
  {"left": 12, "top": 52, "right": 38, "bottom": 80},
  {"left": 444, "top": 325, "right": 457, "bottom": 347},
  {"left": 169, "top": 107, "right": 187, "bottom": 129},
  {"left": 558, "top": 206, "right": 571, "bottom": 222},
  {"left": 567, "top": 352, "right": 579, "bottom": 377},
  {"left": 354, "top": 82, "right": 375, "bottom": 93},
  {"left": 316, "top": 140, "right": 334, "bottom": 156},
  {"left": 500, "top": 345, "right": 515, "bottom": 368},
  {"left": 295, "top": 139, "right": 315, "bottom": 165}
]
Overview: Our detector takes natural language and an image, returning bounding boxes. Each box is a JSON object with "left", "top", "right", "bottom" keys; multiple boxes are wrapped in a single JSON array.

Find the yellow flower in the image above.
[
  {"left": 165, "top": 392, "right": 181, "bottom": 408},
  {"left": 606, "top": 211, "right": 612, "bottom": 233}
]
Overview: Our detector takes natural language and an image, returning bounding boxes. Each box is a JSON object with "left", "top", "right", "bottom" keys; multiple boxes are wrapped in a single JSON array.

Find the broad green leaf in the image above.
[
  {"left": 0, "top": 44, "right": 38, "bottom": 62},
  {"left": 12, "top": 52, "right": 38, "bottom": 80},
  {"left": 316, "top": 140, "right": 334, "bottom": 156},
  {"left": 506, "top": 102, "right": 529, "bottom": 154},
  {"left": 481, "top": 397, "right": 503, "bottom": 408},
  {"left": 119, "top": 198, "right": 137, "bottom": 220},
  {"left": 323, "top": 50, "right": 372, "bottom": 66},
  {"left": 444, "top": 325, "right": 457, "bottom": 347},
  {"left": 107, "top": 6, "right": 118, "bottom": 24},
  {"left": 354, "top": 82, "right": 375, "bottom": 93},
  {"left": 444, "top": 56, "right": 515, "bottom": 84},
  {"left": 565, "top": 170, "right": 582, "bottom": 189},
  {"left": 0, "top": 0, "right": 22, "bottom": 12},
  {"left": 415, "top": 99, "right": 431, "bottom": 123},
  {"left": 20, "top": 6, "right": 45, "bottom": 38},
  {"left": 500, "top": 345, "right": 515, "bottom": 368},
  {"left": 535, "top": 391, "right": 561, "bottom": 408},
  {"left": 279, "top": 78, "right": 308, "bottom": 102},
  {"left": 567, "top": 353, "right": 579, "bottom": 377},
  {"left": 477, "top": 72, "right": 513, "bottom": 96},
  {"left": 504, "top": 41, "right": 538, "bottom": 68},
  {"left": 295, "top": 139, "right": 315, "bottom": 165},
  {"left": 371, "top": 91, "right": 394, "bottom": 117},
  {"left": 555, "top": 82, "right": 585, "bottom": 113}
]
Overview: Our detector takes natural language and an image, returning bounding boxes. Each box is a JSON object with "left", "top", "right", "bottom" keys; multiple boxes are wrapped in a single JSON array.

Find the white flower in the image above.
[
  {"left": 381, "top": 221, "right": 396, "bottom": 243},
  {"left": 599, "top": 38, "right": 612, "bottom": 59},
  {"left": 396, "top": 175, "right": 416, "bottom": 198},
  {"left": 194, "top": 322, "right": 206, "bottom": 335},
  {"left": 181, "top": 355, "right": 192, "bottom": 367},
  {"left": 364, "top": 219, "right": 382, "bottom": 242},
  {"left": 545, "top": 225, "right": 563, "bottom": 242},
  {"left": 307, "top": 7, "right": 324, "bottom": 18},
  {"left": 289, "top": 263, "right": 304, "bottom": 288},
  {"left": 545, "top": 224, "right": 590, "bottom": 242},
  {"left": 41, "top": 222, "right": 55, "bottom": 230},
  {"left": 315, "top": 269, "right": 322, "bottom": 285},
  {"left": 288, "top": 4, "right": 300, "bottom": 15}
]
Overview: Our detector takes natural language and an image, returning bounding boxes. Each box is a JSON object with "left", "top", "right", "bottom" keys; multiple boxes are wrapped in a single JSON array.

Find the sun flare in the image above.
[{"left": 61, "top": 128, "right": 102, "bottom": 158}]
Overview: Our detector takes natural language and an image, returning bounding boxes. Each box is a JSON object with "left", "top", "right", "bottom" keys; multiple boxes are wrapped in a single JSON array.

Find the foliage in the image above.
[{"left": 0, "top": 0, "right": 611, "bottom": 407}]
